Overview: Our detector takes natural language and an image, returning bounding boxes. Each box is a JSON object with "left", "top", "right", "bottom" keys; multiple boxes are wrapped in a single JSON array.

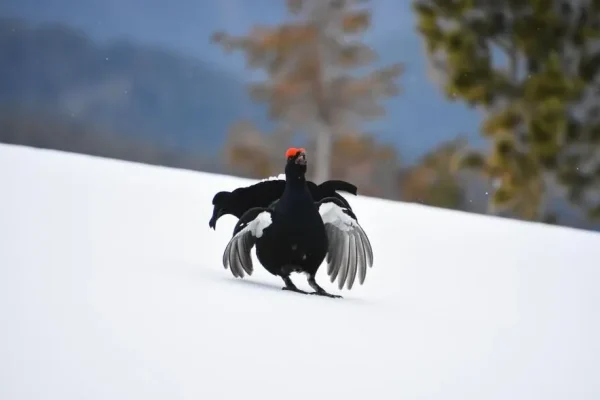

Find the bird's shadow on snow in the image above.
[
  {"left": 177, "top": 262, "right": 373, "bottom": 305},
  {"left": 163, "top": 260, "right": 374, "bottom": 306},
  {"left": 224, "top": 276, "right": 285, "bottom": 293},
  {"left": 222, "top": 275, "right": 374, "bottom": 306}
]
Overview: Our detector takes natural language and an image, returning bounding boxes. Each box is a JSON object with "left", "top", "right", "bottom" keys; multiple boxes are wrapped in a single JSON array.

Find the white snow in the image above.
[{"left": 1, "top": 143, "right": 599, "bottom": 400}]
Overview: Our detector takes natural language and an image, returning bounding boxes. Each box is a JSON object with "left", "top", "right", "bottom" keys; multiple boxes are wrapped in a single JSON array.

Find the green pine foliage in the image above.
[{"left": 414, "top": 0, "right": 600, "bottom": 221}]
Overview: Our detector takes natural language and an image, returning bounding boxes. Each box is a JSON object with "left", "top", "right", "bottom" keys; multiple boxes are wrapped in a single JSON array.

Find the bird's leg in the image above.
[
  {"left": 281, "top": 275, "right": 308, "bottom": 295},
  {"left": 307, "top": 275, "right": 342, "bottom": 298}
]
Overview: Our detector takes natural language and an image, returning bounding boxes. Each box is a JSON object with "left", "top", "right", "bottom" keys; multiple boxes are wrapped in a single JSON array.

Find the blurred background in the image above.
[{"left": 2, "top": 0, "right": 600, "bottom": 232}]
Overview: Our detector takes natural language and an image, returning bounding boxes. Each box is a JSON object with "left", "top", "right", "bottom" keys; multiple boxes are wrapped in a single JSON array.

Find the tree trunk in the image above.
[{"left": 313, "top": 123, "right": 332, "bottom": 183}]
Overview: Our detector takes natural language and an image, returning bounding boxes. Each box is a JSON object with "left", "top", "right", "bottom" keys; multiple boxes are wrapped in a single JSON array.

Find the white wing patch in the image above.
[
  {"left": 318, "top": 201, "right": 374, "bottom": 290},
  {"left": 222, "top": 211, "right": 272, "bottom": 278},
  {"left": 250, "top": 211, "right": 272, "bottom": 238},
  {"left": 319, "top": 201, "right": 356, "bottom": 231},
  {"left": 259, "top": 173, "right": 286, "bottom": 182}
]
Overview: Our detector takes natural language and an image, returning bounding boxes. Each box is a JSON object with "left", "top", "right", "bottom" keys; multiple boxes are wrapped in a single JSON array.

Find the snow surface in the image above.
[{"left": 1, "top": 143, "right": 600, "bottom": 400}]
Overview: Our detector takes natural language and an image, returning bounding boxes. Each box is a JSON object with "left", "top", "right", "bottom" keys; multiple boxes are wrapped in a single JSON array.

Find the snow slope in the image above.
[{"left": 1, "top": 143, "right": 599, "bottom": 400}]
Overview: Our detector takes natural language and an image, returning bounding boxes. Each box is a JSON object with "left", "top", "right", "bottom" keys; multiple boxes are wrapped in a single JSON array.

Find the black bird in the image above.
[
  {"left": 220, "top": 147, "right": 374, "bottom": 298},
  {"left": 208, "top": 156, "right": 358, "bottom": 230}
]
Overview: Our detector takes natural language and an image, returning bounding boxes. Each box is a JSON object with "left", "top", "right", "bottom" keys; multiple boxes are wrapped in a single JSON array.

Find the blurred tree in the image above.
[
  {"left": 400, "top": 137, "right": 467, "bottom": 210},
  {"left": 212, "top": 0, "right": 403, "bottom": 182},
  {"left": 223, "top": 123, "right": 401, "bottom": 197},
  {"left": 305, "top": 132, "right": 400, "bottom": 197},
  {"left": 413, "top": 0, "right": 600, "bottom": 221},
  {"left": 223, "top": 119, "right": 294, "bottom": 177}
]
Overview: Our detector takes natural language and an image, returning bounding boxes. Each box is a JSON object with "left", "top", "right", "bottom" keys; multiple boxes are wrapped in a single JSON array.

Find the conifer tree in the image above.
[
  {"left": 212, "top": 0, "right": 402, "bottom": 182},
  {"left": 414, "top": 0, "right": 600, "bottom": 221}
]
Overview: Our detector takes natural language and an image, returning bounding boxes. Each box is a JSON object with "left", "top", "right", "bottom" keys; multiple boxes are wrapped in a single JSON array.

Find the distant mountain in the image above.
[
  {"left": 0, "top": 107, "right": 226, "bottom": 174},
  {"left": 0, "top": 18, "right": 271, "bottom": 156}
]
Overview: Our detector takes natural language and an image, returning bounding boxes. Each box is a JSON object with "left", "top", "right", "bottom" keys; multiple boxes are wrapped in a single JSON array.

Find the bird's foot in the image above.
[
  {"left": 307, "top": 276, "right": 343, "bottom": 298},
  {"left": 309, "top": 290, "right": 343, "bottom": 299},
  {"left": 282, "top": 286, "right": 309, "bottom": 295},
  {"left": 281, "top": 274, "right": 308, "bottom": 295}
]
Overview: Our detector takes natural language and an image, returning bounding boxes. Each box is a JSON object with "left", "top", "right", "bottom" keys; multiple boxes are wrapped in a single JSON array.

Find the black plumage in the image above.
[
  {"left": 209, "top": 177, "right": 357, "bottom": 230},
  {"left": 219, "top": 148, "right": 374, "bottom": 298}
]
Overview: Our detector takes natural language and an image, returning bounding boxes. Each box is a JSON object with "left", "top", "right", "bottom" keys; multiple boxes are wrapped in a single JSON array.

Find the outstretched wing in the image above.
[
  {"left": 222, "top": 207, "right": 273, "bottom": 279},
  {"left": 209, "top": 180, "right": 285, "bottom": 229},
  {"left": 231, "top": 179, "right": 357, "bottom": 212},
  {"left": 210, "top": 178, "right": 358, "bottom": 229},
  {"left": 317, "top": 197, "right": 374, "bottom": 290},
  {"left": 227, "top": 180, "right": 287, "bottom": 217}
]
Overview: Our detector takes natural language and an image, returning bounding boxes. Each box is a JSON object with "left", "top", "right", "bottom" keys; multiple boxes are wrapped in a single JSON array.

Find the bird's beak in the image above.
[
  {"left": 209, "top": 207, "right": 224, "bottom": 230},
  {"left": 295, "top": 152, "right": 307, "bottom": 165}
]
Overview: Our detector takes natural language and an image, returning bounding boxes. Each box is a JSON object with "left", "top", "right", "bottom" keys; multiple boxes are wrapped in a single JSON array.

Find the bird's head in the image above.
[
  {"left": 285, "top": 147, "right": 307, "bottom": 179},
  {"left": 209, "top": 191, "right": 231, "bottom": 230}
]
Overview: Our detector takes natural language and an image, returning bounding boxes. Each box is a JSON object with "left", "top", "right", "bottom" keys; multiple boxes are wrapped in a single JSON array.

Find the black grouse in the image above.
[
  {"left": 220, "top": 147, "right": 374, "bottom": 298},
  {"left": 209, "top": 161, "right": 358, "bottom": 230}
]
